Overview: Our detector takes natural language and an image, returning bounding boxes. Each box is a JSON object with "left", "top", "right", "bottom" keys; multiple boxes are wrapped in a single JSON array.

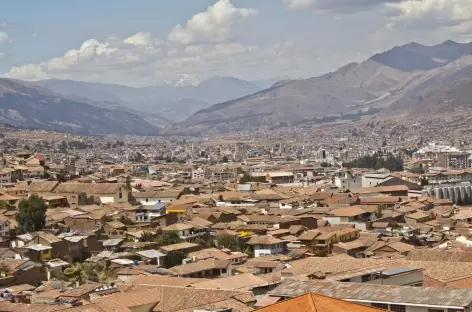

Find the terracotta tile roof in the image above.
[
  {"left": 191, "top": 273, "right": 268, "bottom": 291},
  {"left": 54, "top": 183, "right": 125, "bottom": 194},
  {"left": 247, "top": 235, "right": 284, "bottom": 245},
  {"left": 170, "top": 259, "right": 231, "bottom": 275},
  {"left": 254, "top": 293, "right": 386, "bottom": 311},
  {"left": 159, "top": 242, "right": 199, "bottom": 253}
]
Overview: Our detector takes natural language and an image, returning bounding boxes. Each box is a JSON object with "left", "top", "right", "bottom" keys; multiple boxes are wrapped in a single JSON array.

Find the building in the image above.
[
  {"left": 415, "top": 143, "right": 471, "bottom": 169},
  {"left": 246, "top": 235, "right": 287, "bottom": 257},
  {"left": 54, "top": 183, "right": 130, "bottom": 204},
  {"left": 335, "top": 171, "right": 362, "bottom": 190},
  {"left": 269, "top": 279, "right": 472, "bottom": 312}
]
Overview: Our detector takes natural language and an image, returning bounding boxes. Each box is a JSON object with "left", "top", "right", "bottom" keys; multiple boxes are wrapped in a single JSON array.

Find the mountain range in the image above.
[
  {"left": 34, "top": 76, "right": 267, "bottom": 125},
  {"left": 2, "top": 40, "right": 472, "bottom": 136},
  {"left": 0, "top": 78, "right": 160, "bottom": 136},
  {"left": 165, "top": 40, "right": 472, "bottom": 135}
]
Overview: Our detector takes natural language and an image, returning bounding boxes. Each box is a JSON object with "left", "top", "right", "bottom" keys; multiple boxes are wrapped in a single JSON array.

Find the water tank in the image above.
[
  {"left": 454, "top": 186, "right": 460, "bottom": 204},
  {"left": 459, "top": 186, "right": 467, "bottom": 204},
  {"left": 443, "top": 187, "right": 449, "bottom": 200}
]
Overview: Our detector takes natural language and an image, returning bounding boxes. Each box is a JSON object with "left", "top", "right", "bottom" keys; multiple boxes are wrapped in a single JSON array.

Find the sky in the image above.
[{"left": 1, "top": 0, "right": 472, "bottom": 87}]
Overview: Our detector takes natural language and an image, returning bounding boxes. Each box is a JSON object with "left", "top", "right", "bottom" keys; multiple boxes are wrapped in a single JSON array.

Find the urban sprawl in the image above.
[{"left": 0, "top": 127, "right": 471, "bottom": 312}]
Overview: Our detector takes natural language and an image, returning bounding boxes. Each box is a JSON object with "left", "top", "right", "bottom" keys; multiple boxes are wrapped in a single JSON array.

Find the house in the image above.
[
  {"left": 162, "top": 223, "right": 208, "bottom": 241},
  {"left": 323, "top": 206, "right": 375, "bottom": 230},
  {"left": 331, "top": 266, "right": 423, "bottom": 287},
  {"left": 102, "top": 238, "right": 124, "bottom": 251},
  {"left": 361, "top": 173, "right": 392, "bottom": 188},
  {"left": 268, "top": 279, "right": 472, "bottom": 312},
  {"left": 0, "top": 168, "right": 13, "bottom": 185},
  {"left": 31, "top": 233, "right": 69, "bottom": 260},
  {"left": 133, "top": 190, "right": 179, "bottom": 206},
  {"left": 332, "top": 240, "right": 366, "bottom": 257},
  {"left": 136, "top": 249, "right": 166, "bottom": 266},
  {"left": 54, "top": 183, "right": 130, "bottom": 204},
  {"left": 170, "top": 259, "right": 232, "bottom": 278},
  {"left": 23, "top": 245, "right": 52, "bottom": 262},
  {"left": 0, "top": 216, "right": 12, "bottom": 237},
  {"left": 0, "top": 259, "right": 46, "bottom": 287},
  {"left": 188, "top": 248, "right": 247, "bottom": 264},
  {"left": 27, "top": 181, "right": 59, "bottom": 196},
  {"left": 366, "top": 241, "right": 415, "bottom": 256},
  {"left": 10, "top": 234, "right": 33, "bottom": 248},
  {"left": 351, "top": 185, "right": 410, "bottom": 197},
  {"left": 244, "top": 258, "right": 286, "bottom": 275},
  {"left": 404, "top": 212, "right": 433, "bottom": 226},
  {"left": 246, "top": 235, "right": 287, "bottom": 258},
  {"left": 103, "top": 220, "right": 127, "bottom": 235}
]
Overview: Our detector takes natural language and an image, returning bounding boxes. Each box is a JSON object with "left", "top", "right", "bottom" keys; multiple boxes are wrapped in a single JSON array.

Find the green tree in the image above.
[
  {"left": 16, "top": 195, "right": 47, "bottom": 234},
  {"left": 63, "top": 262, "right": 114, "bottom": 283},
  {"left": 239, "top": 172, "right": 266, "bottom": 183},
  {"left": 155, "top": 231, "right": 181, "bottom": 246},
  {"left": 0, "top": 201, "right": 15, "bottom": 211},
  {"left": 376, "top": 204, "right": 386, "bottom": 217},
  {"left": 215, "top": 234, "right": 238, "bottom": 250},
  {"left": 118, "top": 215, "right": 136, "bottom": 226}
]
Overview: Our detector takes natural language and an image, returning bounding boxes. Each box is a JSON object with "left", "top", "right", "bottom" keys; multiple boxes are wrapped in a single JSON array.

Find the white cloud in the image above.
[
  {"left": 0, "top": 32, "right": 10, "bottom": 45},
  {"left": 386, "top": 0, "right": 472, "bottom": 32},
  {"left": 283, "top": 0, "right": 403, "bottom": 13},
  {"left": 3, "top": 0, "right": 272, "bottom": 86},
  {"left": 168, "top": 0, "right": 257, "bottom": 45},
  {"left": 124, "top": 32, "right": 158, "bottom": 46}
]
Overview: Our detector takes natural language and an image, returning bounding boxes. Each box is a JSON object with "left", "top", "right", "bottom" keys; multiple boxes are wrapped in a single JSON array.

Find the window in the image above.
[
  {"left": 222, "top": 268, "right": 227, "bottom": 274},
  {"left": 145, "top": 198, "right": 148, "bottom": 202},
  {"left": 119, "top": 192, "right": 123, "bottom": 199},
  {"left": 428, "top": 309, "right": 444, "bottom": 312},
  {"left": 371, "top": 303, "right": 388, "bottom": 310},
  {"left": 361, "top": 274, "right": 372, "bottom": 282},
  {"left": 390, "top": 304, "right": 406, "bottom": 312}
]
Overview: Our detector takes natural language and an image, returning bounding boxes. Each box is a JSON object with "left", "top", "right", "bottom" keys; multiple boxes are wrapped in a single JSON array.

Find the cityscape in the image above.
[{"left": 1, "top": 1, "right": 472, "bottom": 312}]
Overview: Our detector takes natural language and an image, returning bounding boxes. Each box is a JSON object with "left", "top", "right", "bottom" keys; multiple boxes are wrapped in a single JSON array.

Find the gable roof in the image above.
[
  {"left": 254, "top": 293, "right": 385, "bottom": 311},
  {"left": 54, "top": 183, "right": 125, "bottom": 194},
  {"left": 27, "top": 181, "right": 60, "bottom": 193}
]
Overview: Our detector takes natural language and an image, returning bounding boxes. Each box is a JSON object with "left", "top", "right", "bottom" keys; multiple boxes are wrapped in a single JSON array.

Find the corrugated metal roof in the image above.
[
  {"left": 269, "top": 279, "right": 472, "bottom": 308},
  {"left": 381, "top": 266, "right": 421, "bottom": 277},
  {"left": 136, "top": 249, "right": 166, "bottom": 258}
]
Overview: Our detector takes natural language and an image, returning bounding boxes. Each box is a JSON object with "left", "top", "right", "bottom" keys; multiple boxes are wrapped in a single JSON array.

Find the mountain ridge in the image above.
[
  {"left": 0, "top": 78, "right": 160, "bottom": 136},
  {"left": 165, "top": 40, "right": 472, "bottom": 135}
]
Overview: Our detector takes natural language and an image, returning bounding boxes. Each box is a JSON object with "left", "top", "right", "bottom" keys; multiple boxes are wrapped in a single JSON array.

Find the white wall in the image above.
[{"left": 99, "top": 196, "right": 115, "bottom": 204}]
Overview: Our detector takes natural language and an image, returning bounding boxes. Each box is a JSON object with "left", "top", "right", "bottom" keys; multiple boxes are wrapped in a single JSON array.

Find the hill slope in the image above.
[
  {"left": 167, "top": 40, "right": 472, "bottom": 135},
  {"left": 0, "top": 79, "right": 160, "bottom": 135}
]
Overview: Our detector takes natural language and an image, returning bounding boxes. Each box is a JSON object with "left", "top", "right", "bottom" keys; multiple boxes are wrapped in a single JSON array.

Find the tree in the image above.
[
  {"left": 0, "top": 201, "right": 15, "bottom": 211},
  {"left": 155, "top": 231, "right": 181, "bottom": 246},
  {"left": 118, "top": 215, "right": 135, "bottom": 226},
  {"left": 239, "top": 172, "right": 266, "bottom": 184},
  {"left": 376, "top": 204, "right": 386, "bottom": 217},
  {"left": 222, "top": 155, "right": 229, "bottom": 163},
  {"left": 215, "top": 234, "right": 238, "bottom": 250},
  {"left": 16, "top": 195, "right": 47, "bottom": 234}
]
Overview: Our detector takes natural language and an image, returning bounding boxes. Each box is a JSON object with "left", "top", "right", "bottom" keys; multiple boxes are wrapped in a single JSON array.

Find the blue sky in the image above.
[{"left": 1, "top": 0, "right": 471, "bottom": 86}]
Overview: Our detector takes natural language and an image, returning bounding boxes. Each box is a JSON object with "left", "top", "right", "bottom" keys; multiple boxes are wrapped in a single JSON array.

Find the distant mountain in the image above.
[
  {"left": 35, "top": 76, "right": 264, "bottom": 122},
  {"left": 166, "top": 40, "right": 472, "bottom": 135},
  {"left": 0, "top": 79, "right": 160, "bottom": 135},
  {"left": 252, "top": 77, "right": 295, "bottom": 89},
  {"left": 370, "top": 40, "right": 472, "bottom": 71}
]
